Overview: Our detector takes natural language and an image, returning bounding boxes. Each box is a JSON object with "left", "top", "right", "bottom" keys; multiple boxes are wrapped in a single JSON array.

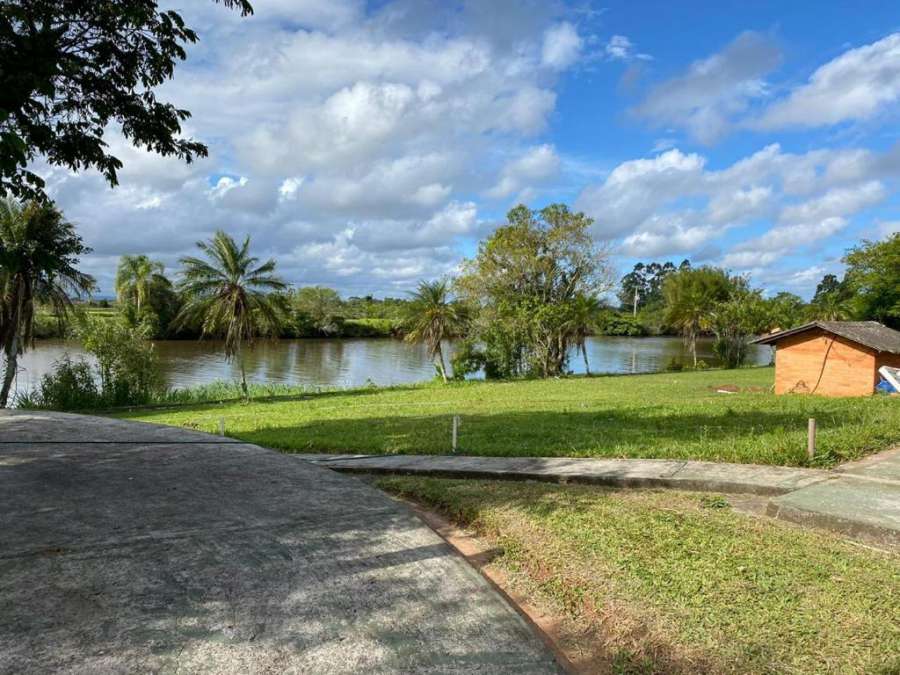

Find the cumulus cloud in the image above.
[
  {"left": 576, "top": 149, "right": 706, "bottom": 237},
  {"left": 541, "top": 23, "right": 583, "bottom": 70},
  {"left": 486, "top": 144, "right": 560, "bottom": 199},
  {"left": 756, "top": 33, "right": 900, "bottom": 130},
  {"left": 632, "top": 31, "right": 781, "bottom": 144},
  {"left": 41, "top": 0, "right": 582, "bottom": 295},
  {"left": 576, "top": 142, "right": 897, "bottom": 275}
]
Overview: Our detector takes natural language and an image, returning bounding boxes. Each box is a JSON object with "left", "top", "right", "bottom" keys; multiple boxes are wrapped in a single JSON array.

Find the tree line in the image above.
[
  {"left": 2, "top": 195, "right": 898, "bottom": 407},
  {"left": 110, "top": 255, "right": 410, "bottom": 341}
]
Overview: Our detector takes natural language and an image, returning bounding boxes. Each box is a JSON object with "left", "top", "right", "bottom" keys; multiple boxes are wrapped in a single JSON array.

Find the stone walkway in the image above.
[
  {"left": 0, "top": 411, "right": 561, "bottom": 674},
  {"left": 304, "top": 451, "right": 900, "bottom": 547}
]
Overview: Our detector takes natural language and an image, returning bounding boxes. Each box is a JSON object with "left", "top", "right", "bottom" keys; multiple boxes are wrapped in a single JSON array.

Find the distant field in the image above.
[
  {"left": 113, "top": 367, "right": 900, "bottom": 467},
  {"left": 377, "top": 477, "right": 899, "bottom": 673}
]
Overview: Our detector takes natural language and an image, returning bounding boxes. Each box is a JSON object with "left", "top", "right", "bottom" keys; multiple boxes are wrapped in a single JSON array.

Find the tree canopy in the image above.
[
  {"left": 175, "top": 230, "right": 286, "bottom": 398},
  {"left": 0, "top": 0, "right": 252, "bottom": 200},
  {"left": 456, "top": 203, "right": 612, "bottom": 377},
  {"left": 843, "top": 233, "right": 900, "bottom": 329},
  {"left": 0, "top": 197, "right": 94, "bottom": 405}
]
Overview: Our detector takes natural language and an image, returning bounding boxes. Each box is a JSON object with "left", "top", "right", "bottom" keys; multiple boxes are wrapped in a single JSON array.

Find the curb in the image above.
[{"left": 300, "top": 454, "right": 830, "bottom": 497}]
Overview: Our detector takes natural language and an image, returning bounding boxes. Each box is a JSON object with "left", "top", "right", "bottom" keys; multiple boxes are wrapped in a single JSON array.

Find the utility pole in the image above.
[{"left": 632, "top": 287, "right": 639, "bottom": 317}]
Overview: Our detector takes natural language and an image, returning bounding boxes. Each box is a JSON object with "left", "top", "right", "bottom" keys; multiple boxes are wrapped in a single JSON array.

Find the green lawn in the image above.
[
  {"left": 377, "top": 477, "right": 900, "bottom": 674},
  {"left": 113, "top": 367, "right": 900, "bottom": 467}
]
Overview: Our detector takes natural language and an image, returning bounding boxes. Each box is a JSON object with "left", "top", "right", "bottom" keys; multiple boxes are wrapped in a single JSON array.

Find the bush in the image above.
[
  {"left": 664, "top": 357, "right": 684, "bottom": 372},
  {"left": 596, "top": 312, "right": 648, "bottom": 336},
  {"left": 76, "top": 317, "right": 164, "bottom": 406},
  {"left": 16, "top": 356, "right": 102, "bottom": 410},
  {"left": 450, "top": 340, "right": 485, "bottom": 380}
]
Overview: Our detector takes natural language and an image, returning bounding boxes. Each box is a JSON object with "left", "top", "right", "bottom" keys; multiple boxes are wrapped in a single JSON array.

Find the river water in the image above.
[{"left": 10, "top": 336, "right": 772, "bottom": 395}]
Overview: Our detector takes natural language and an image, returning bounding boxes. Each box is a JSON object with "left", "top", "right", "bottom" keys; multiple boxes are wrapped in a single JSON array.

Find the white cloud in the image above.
[
  {"left": 576, "top": 149, "right": 706, "bottom": 237},
  {"left": 877, "top": 220, "right": 900, "bottom": 238},
  {"left": 541, "top": 23, "right": 582, "bottom": 70},
  {"left": 756, "top": 33, "right": 900, "bottom": 130},
  {"left": 708, "top": 186, "right": 772, "bottom": 224},
  {"left": 604, "top": 35, "right": 651, "bottom": 62},
  {"left": 278, "top": 177, "right": 304, "bottom": 201},
  {"left": 633, "top": 31, "right": 780, "bottom": 144},
  {"left": 39, "top": 1, "right": 577, "bottom": 294},
  {"left": 486, "top": 144, "right": 560, "bottom": 199},
  {"left": 576, "top": 143, "right": 896, "bottom": 270},
  {"left": 621, "top": 216, "right": 720, "bottom": 257},
  {"left": 778, "top": 181, "right": 885, "bottom": 224}
]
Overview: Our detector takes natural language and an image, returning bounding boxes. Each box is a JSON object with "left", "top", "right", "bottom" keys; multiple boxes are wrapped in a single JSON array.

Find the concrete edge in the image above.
[
  {"left": 305, "top": 457, "right": 831, "bottom": 497},
  {"left": 765, "top": 500, "right": 899, "bottom": 548}
]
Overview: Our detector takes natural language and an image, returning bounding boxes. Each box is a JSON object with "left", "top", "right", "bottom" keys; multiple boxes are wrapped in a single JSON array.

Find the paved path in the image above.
[
  {"left": 768, "top": 446, "right": 900, "bottom": 546},
  {"left": 304, "top": 452, "right": 900, "bottom": 546},
  {"left": 0, "top": 411, "right": 561, "bottom": 674}
]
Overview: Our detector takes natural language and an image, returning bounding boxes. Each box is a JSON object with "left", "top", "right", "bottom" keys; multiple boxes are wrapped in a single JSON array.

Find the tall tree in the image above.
[
  {"left": 0, "top": 198, "right": 94, "bottom": 406},
  {"left": 812, "top": 274, "right": 844, "bottom": 304},
  {"left": 764, "top": 292, "right": 806, "bottom": 331},
  {"left": 662, "top": 267, "right": 733, "bottom": 367},
  {"left": 293, "top": 286, "right": 344, "bottom": 335},
  {"left": 0, "top": 0, "right": 252, "bottom": 201},
  {"left": 115, "top": 254, "right": 166, "bottom": 315},
  {"left": 618, "top": 260, "right": 683, "bottom": 314},
  {"left": 175, "top": 231, "right": 287, "bottom": 399},
  {"left": 403, "top": 280, "right": 463, "bottom": 383},
  {"left": 456, "top": 203, "right": 613, "bottom": 378},
  {"left": 842, "top": 233, "right": 900, "bottom": 329}
]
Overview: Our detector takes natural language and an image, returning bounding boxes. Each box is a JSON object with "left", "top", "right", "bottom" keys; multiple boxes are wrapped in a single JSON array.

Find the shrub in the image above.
[
  {"left": 596, "top": 312, "right": 648, "bottom": 336},
  {"left": 16, "top": 356, "right": 102, "bottom": 410},
  {"left": 450, "top": 340, "right": 485, "bottom": 380},
  {"left": 76, "top": 316, "right": 164, "bottom": 406}
]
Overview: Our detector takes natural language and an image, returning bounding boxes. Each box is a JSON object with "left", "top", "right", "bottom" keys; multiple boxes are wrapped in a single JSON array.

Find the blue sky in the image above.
[{"left": 42, "top": 0, "right": 900, "bottom": 299}]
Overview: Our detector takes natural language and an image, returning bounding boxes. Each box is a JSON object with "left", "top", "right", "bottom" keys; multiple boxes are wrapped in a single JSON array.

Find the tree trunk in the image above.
[
  {"left": 238, "top": 348, "right": 249, "bottom": 400},
  {"left": 581, "top": 342, "right": 590, "bottom": 375},
  {"left": 691, "top": 331, "right": 698, "bottom": 367},
  {"left": 435, "top": 343, "right": 448, "bottom": 383},
  {"left": 0, "top": 335, "right": 20, "bottom": 408}
]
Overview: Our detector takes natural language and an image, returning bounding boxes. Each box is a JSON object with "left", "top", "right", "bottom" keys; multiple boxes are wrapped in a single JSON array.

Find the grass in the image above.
[
  {"left": 377, "top": 477, "right": 900, "bottom": 674},
  {"left": 112, "top": 367, "right": 900, "bottom": 467}
]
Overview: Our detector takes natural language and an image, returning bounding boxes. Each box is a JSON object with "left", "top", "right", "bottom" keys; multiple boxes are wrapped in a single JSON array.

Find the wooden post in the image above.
[
  {"left": 807, "top": 418, "right": 816, "bottom": 460},
  {"left": 452, "top": 416, "right": 460, "bottom": 453},
  {"left": 218, "top": 417, "right": 225, "bottom": 436}
]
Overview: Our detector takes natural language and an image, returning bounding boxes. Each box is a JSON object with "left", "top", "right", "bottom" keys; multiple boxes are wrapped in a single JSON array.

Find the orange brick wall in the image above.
[{"left": 774, "top": 330, "right": 877, "bottom": 396}]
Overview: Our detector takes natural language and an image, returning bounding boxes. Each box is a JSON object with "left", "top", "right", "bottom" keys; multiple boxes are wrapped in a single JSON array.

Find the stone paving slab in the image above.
[
  {"left": 0, "top": 411, "right": 561, "bottom": 674},
  {"left": 302, "top": 453, "right": 830, "bottom": 496},
  {"left": 767, "top": 477, "right": 900, "bottom": 547},
  {"left": 834, "top": 446, "right": 900, "bottom": 483}
]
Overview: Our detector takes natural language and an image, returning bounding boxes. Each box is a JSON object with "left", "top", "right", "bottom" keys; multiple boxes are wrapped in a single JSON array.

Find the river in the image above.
[{"left": 9, "top": 336, "right": 772, "bottom": 396}]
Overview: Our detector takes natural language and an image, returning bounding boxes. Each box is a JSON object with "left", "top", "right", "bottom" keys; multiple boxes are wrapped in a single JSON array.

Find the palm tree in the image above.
[
  {"left": 808, "top": 292, "right": 852, "bottom": 321},
  {"left": 115, "top": 254, "right": 166, "bottom": 315},
  {"left": 175, "top": 231, "right": 287, "bottom": 399},
  {"left": 404, "top": 280, "right": 463, "bottom": 383},
  {"left": 663, "top": 267, "right": 733, "bottom": 367},
  {"left": 0, "top": 198, "right": 95, "bottom": 407},
  {"left": 566, "top": 295, "right": 602, "bottom": 375}
]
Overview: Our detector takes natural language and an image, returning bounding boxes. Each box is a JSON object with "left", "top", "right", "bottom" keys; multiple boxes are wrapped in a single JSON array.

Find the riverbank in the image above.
[{"left": 113, "top": 367, "right": 900, "bottom": 467}]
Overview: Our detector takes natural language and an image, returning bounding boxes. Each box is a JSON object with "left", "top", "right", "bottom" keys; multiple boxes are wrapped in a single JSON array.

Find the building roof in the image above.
[{"left": 752, "top": 321, "right": 900, "bottom": 354}]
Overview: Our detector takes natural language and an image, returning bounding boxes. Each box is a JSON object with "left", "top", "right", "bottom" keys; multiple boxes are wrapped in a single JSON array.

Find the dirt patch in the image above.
[{"left": 708, "top": 384, "right": 769, "bottom": 393}]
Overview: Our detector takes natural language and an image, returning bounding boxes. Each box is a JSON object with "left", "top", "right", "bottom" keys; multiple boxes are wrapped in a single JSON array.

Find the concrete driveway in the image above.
[{"left": 0, "top": 410, "right": 559, "bottom": 674}]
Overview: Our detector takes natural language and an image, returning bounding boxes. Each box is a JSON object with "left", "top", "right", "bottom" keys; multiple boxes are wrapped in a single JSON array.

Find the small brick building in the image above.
[{"left": 753, "top": 321, "right": 900, "bottom": 397}]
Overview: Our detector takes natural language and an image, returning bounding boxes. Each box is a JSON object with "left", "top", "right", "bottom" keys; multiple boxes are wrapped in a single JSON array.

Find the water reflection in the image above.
[{"left": 11, "top": 336, "right": 771, "bottom": 395}]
